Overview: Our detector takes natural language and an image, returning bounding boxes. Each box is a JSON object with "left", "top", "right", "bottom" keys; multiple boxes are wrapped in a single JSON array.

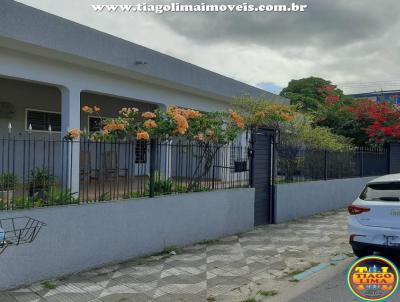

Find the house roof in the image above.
[
  {"left": 0, "top": 0, "right": 288, "bottom": 103},
  {"left": 351, "top": 90, "right": 400, "bottom": 98}
]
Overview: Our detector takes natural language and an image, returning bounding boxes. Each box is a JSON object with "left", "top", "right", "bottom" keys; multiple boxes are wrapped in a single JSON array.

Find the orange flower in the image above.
[
  {"left": 144, "top": 119, "right": 157, "bottom": 129},
  {"left": 94, "top": 106, "right": 101, "bottom": 112},
  {"left": 82, "top": 105, "right": 93, "bottom": 113},
  {"left": 103, "top": 120, "right": 125, "bottom": 132},
  {"left": 183, "top": 109, "right": 202, "bottom": 119},
  {"left": 142, "top": 112, "right": 157, "bottom": 119},
  {"left": 169, "top": 107, "right": 201, "bottom": 119},
  {"left": 136, "top": 130, "right": 150, "bottom": 141},
  {"left": 68, "top": 128, "right": 81, "bottom": 140},
  {"left": 173, "top": 113, "right": 189, "bottom": 134},
  {"left": 230, "top": 110, "right": 245, "bottom": 129}
]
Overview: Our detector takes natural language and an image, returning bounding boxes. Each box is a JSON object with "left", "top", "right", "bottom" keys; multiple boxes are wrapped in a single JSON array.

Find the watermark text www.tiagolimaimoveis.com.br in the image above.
[{"left": 92, "top": 3, "right": 308, "bottom": 14}]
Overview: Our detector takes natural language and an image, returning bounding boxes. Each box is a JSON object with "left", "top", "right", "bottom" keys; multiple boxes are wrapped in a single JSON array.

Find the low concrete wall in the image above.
[
  {"left": 0, "top": 188, "right": 254, "bottom": 290},
  {"left": 274, "top": 177, "right": 376, "bottom": 223}
]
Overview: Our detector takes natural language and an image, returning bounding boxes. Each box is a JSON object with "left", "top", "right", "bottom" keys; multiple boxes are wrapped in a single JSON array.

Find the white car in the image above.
[{"left": 348, "top": 174, "right": 400, "bottom": 258}]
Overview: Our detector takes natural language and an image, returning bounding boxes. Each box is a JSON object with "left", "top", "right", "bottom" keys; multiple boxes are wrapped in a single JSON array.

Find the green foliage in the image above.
[
  {"left": 258, "top": 290, "right": 278, "bottom": 297},
  {"left": 98, "top": 192, "right": 111, "bottom": 201},
  {"left": 153, "top": 171, "right": 175, "bottom": 194},
  {"left": 14, "top": 195, "right": 45, "bottom": 209},
  {"left": 280, "top": 77, "right": 348, "bottom": 112},
  {"left": 30, "top": 168, "right": 54, "bottom": 188},
  {"left": 281, "top": 114, "right": 352, "bottom": 151},
  {"left": 123, "top": 191, "right": 143, "bottom": 199},
  {"left": 0, "top": 173, "right": 18, "bottom": 191},
  {"left": 45, "top": 188, "right": 79, "bottom": 205},
  {"left": 42, "top": 281, "right": 57, "bottom": 289}
]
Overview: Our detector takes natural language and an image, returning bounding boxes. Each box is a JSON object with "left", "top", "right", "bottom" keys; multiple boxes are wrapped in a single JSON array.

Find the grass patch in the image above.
[
  {"left": 42, "top": 281, "right": 57, "bottom": 289},
  {"left": 200, "top": 239, "right": 220, "bottom": 245},
  {"left": 242, "top": 298, "right": 257, "bottom": 302},
  {"left": 258, "top": 290, "right": 278, "bottom": 297},
  {"left": 207, "top": 296, "right": 216, "bottom": 302}
]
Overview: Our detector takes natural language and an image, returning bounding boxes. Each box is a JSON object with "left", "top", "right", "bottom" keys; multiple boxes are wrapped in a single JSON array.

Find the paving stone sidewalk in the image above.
[{"left": 1, "top": 209, "right": 352, "bottom": 302}]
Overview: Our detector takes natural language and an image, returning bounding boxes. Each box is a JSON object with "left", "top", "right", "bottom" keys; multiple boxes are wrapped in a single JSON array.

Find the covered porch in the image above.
[{"left": 0, "top": 77, "right": 249, "bottom": 209}]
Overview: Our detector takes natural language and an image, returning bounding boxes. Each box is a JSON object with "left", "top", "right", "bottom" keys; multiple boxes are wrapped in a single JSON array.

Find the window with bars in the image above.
[
  {"left": 88, "top": 116, "right": 102, "bottom": 133},
  {"left": 135, "top": 141, "right": 147, "bottom": 164},
  {"left": 26, "top": 109, "right": 61, "bottom": 132}
]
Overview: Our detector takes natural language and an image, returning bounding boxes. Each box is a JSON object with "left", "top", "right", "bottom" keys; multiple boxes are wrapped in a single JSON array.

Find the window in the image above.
[
  {"left": 360, "top": 182, "right": 400, "bottom": 201},
  {"left": 135, "top": 141, "right": 147, "bottom": 164},
  {"left": 26, "top": 109, "right": 61, "bottom": 132},
  {"left": 88, "top": 116, "right": 102, "bottom": 133}
]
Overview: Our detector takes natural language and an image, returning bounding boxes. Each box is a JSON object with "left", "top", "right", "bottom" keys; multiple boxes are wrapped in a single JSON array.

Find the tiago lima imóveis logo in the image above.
[{"left": 347, "top": 256, "right": 399, "bottom": 301}]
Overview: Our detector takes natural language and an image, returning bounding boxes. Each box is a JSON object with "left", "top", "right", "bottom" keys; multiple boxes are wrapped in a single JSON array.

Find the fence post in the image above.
[
  {"left": 360, "top": 149, "right": 364, "bottom": 177},
  {"left": 149, "top": 138, "right": 157, "bottom": 197},
  {"left": 324, "top": 150, "right": 328, "bottom": 180},
  {"left": 248, "top": 130, "right": 255, "bottom": 187},
  {"left": 387, "top": 143, "right": 400, "bottom": 174}
]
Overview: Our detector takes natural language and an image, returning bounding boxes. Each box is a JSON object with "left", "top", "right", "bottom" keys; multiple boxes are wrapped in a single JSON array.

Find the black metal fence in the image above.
[
  {"left": 276, "top": 143, "right": 388, "bottom": 184},
  {"left": 0, "top": 136, "right": 250, "bottom": 210}
]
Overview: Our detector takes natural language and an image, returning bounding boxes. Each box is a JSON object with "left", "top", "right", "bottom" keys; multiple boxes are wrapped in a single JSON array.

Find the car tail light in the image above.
[
  {"left": 349, "top": 234, "right": 366, "bottom": 242},
  {"left": 348, "top": 205, "right": 370, "bottom": 215}
]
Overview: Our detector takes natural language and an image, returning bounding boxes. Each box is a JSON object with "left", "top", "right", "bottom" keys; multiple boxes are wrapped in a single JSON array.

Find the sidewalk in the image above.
[{"left": 1, "top": 210, "right": 351, "bottom": 302}]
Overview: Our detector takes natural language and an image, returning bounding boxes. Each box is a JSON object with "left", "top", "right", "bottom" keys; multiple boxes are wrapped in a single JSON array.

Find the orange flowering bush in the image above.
[
  {"left": 78, "top": 98, "right": 298, "bottom": 143},
  {"left": 232, "top": 97, "right": 296, "bottom": 129}
]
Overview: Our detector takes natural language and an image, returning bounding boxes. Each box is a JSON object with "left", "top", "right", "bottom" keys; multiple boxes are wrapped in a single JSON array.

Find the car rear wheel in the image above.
[{"left": 352, "top": 246, "right": 374, "bottom": 258}]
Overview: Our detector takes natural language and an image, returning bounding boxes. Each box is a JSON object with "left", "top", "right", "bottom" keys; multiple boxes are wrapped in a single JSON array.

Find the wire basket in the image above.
[{"left": 0, "top": 216, "right": 46, "bottom": 255}]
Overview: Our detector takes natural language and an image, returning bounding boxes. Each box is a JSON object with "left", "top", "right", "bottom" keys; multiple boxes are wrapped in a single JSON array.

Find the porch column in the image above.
[
  {"left": 159, "top": 140, "right": 173, "bottom": 179},
  {"left": 61, "top": 86, "right": 81, "bottom": 195}
]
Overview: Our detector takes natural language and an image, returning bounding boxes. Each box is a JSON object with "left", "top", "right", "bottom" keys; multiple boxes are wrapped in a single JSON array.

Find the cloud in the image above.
[
  {"left": 155, "top": 0, "right": 399, "bottom": 50},
  {"left": 15, "top": 0, "right": 400, "bottom": 94}
]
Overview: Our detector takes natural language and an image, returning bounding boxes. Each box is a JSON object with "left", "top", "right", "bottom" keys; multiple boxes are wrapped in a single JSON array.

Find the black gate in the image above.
[{"left": 250, "top": 129, "right": 275, "bottom": 225}]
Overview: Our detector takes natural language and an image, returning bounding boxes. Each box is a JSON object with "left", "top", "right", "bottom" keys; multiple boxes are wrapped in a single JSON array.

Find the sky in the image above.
[{"left": 16, "top": 0, "right": 400, "bottom": 95}]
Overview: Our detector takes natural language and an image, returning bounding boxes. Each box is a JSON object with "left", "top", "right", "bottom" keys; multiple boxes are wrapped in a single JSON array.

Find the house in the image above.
[
  {"left": 0, "top": 0, "right": 286, "bottom": 137},
  {"left": 0, "top": 0, "right": 288, "bottom": 203},
  {"left": 351, "top": 90, "right": 400, "bottom": 104}
]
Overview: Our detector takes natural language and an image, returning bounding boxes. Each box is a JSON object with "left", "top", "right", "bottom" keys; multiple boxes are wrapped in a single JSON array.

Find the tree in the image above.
[
  {"left": 315, "top": 98, "right": 368, "bottom": 146},
  {"left": 343, "top": 99, "right": 400, "bottom": 145},
  {"left": 280, "top": 113, "right": 352, "bottom": 151},
  {"left": 280, "top": 77, "right": 348, "bottom": 112}
]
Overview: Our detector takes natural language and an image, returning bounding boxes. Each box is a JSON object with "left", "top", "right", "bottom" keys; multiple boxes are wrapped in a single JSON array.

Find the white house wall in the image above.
[{"left": 0, "top": 47, "right": 231, "bottom": 119}]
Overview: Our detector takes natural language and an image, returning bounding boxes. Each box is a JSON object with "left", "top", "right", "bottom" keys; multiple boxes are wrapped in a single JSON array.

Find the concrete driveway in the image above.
[{"left": 1, "top": 210, "right": 352, "bottom": 302}]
